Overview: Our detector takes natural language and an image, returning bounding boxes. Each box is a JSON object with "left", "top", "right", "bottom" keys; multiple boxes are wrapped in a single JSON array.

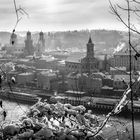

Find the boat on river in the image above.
[{"left": 0, "top": 89, "right": 40, "bottom": 104}]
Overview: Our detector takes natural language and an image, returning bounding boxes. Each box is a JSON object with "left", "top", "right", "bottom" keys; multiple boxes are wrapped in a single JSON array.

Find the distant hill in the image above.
[
  {"left": 0, "top": 32, "right": 11, "bottom": 44},
  {"left": 0, "top": 30, "right": 131, "bottom": 54}
]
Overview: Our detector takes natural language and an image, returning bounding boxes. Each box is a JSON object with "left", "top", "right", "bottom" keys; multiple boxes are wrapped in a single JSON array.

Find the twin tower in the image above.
[
  {"left": 10, "top": 31, "right": 45, "bottom": 56},
  {"left": 24, "top": 31, "right": 45, "bottom": 56}
]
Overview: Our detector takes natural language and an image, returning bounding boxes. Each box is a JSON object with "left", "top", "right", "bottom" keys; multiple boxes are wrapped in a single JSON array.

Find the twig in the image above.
[
  {"left": 12, "top": 0, "right": 28, "bottom": 33},
  {"left": 116, "top": 4, "right": 140, "bottom": 12},
  {"left": 109, "top": 0, "right": 140, "bottom": 35},
  {"left": 133, "top": 0, "right": 140, "bottom": 4}
]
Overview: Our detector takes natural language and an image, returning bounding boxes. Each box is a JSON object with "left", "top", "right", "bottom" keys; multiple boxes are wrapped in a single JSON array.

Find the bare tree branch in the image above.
[
  {"left": 133, "top": 0, "right": 140, "bottom": 4},
  {"left": 116, "top": 4, "right": 140, "bottom": 12},
  {"left": 109, "top": 0, "right": 140, "bottom": 60},
  {"left": 109, "top": 0, "right": 140, "bottom": 35},
  {"left": 13, "top": 0, "right": 28, "bottom": 33},
  {"left": 134, "top": 9, "right": 140, "bottom": 17}
]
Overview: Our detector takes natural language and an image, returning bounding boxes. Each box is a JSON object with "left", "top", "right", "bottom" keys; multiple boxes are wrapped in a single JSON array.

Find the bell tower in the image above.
[
  {"left": 10, "top": 33, "right": 17, "bottom": 45},
  {"left": 86, "top": 37, "right": 94, "bottom": 58},
  {"left": 24, "top": 31, "right": 34, "bottom": 55},
  {"left": 36, "top": 31, "right": 45, "bottom": 56},
  {"left": 39, "top": 31, "right": 45, "bottom": 50}
]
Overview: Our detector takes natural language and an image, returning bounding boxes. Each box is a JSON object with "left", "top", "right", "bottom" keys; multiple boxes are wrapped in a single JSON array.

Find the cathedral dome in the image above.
[{"left": 11, "top": 33, "right": 17, "bottom": 38}]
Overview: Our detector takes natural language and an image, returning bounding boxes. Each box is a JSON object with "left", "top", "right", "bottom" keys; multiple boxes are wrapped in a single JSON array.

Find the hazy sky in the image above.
[{"left": 0, "top": 0, "right": 139, "bottom": 31}]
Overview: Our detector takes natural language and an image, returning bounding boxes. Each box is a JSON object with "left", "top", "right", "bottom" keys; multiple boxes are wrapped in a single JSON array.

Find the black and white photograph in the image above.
[{"left": 0, "top": 0, "right": 140, "bottom": 139}]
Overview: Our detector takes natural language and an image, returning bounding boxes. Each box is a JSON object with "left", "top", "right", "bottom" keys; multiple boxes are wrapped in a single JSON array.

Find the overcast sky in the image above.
[{"left": 0, "top": 0, "right": 139, "bottom": 32}]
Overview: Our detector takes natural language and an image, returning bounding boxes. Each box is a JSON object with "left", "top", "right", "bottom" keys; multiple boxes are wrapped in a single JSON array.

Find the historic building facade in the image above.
[
  {"left": 24, "top": 31, "right": 34, "bottom": 55},
  {"left": 5, "top": 31, "right": 47, "bottom": 58},
  {"left": 6, "top": 33, "right": 24, "bottom": 57},
  {"left": 65, "top": 37, "right": 99, "bottom": 74},
  {"left": 36, "top": 31, "right": 45, "bottom": 56},
  {"left": 109, "top": 51, "right": 140, "bottom": 71}
]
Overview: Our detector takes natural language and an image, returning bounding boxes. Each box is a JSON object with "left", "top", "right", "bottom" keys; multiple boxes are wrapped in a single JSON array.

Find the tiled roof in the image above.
[
  {"left": 67, "top": 72, "right": 88, "bottom": 78},
  {"left": 91, "top": 72, "right": 107, "bottom": 79}
]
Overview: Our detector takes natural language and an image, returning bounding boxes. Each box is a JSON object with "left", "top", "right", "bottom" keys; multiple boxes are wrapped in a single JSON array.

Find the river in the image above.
[{"left": 0, "top": 99, "right": 30, "bottom": 122}]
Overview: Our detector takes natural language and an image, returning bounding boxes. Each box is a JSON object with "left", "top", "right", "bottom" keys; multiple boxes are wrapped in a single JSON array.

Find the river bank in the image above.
[{"left": 1, "top": 99, "right": 140, "bottom": 140}]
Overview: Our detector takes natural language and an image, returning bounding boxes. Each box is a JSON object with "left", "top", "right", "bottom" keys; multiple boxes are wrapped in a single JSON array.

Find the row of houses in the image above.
[
  {"left": 5, "top": 67, "right": 60, "bottom": 91},
  {"left": 66, "top": 71, "right": 137, "bottom": 93}
]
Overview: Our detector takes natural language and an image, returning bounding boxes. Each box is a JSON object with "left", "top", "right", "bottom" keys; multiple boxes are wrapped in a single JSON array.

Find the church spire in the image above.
[
  {"left": 87, "top": 36, "right": 94, "bottom": 58},
  {"left": 88, "top": 36, "right": 92, "bottom": 44}
]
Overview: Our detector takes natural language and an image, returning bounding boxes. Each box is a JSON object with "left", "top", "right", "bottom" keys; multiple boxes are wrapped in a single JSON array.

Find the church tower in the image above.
[
  {"left": 103, "top": 54, "right": 109, "bottom": 72},
  {"left": 81, "top": 36, "right": 98, "bottom": 74},
  {"left": 36, "top": 31, "right": 45, "bottom": 56},
  {"left": 86, "top": 37, "right": 94, "bottom": 58},
  {"left": 10, "top": 32, "right": 17, "bottom": 46},
  {"left": 24, "top": 31, "right": 34, "bottom": 55},
  {"left": 39, "top": 31, "right": 45, "bottom": 50}
]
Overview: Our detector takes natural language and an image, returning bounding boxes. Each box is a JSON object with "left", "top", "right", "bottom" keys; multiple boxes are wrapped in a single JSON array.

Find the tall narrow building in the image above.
[
  {"left": 86, "top": 37, "right": 94, "bottom": 58},
  {"left": 36, "top": 31, "right": 45, "bottom": 56},
  {"left": 10, "top": 32, "right": 17, "bottom": 46},
  {"left": 24, "top": 31, "right": 34, "bottom": 55},
  {"left": 81, "top": 37, "right": 98, "bottom": 74}
]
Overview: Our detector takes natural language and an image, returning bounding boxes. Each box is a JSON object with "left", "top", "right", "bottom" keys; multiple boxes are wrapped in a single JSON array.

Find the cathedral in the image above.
[
  {"left": 65, "top": 37, "right": 99, "bottom": 74},
  {"left": 7, "top": 31, "right": 46, "bottom": 57}
]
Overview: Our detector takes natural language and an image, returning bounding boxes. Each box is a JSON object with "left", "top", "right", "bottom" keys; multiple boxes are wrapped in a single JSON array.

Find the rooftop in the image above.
[
  {"left": 19, "top": 72, "right": 34, "bottom": 76},
  {"left": 40, "top": 70, "right": 56, "bottom": 77},
  {"left": 66, "top": 53, "right": 85, "bottom": 63},
  {"left": 91, "top": 72, "right": 107, "bottom": 79},
  {"left": 110, "top": 67, "right": 126, "bottom": 71},
  {"left": 113, "top": 74, "right": 135, "bottom": 83},
  {"left": 65, "top": 90, "right": 86, "bottom": 94},
  {"left": 39, "top": 55, "right": 57, "bottom": 62},
  {"left": 67, "top": 72, "right": 88, "bottom": 78}
]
